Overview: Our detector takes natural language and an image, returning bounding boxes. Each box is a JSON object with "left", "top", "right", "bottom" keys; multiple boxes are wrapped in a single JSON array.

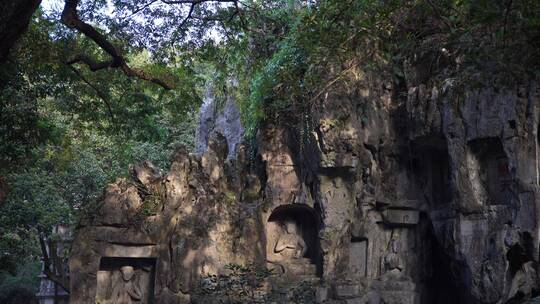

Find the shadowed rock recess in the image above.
[{"left": 70, "top": 74, "right": 540, "bottom": 303}]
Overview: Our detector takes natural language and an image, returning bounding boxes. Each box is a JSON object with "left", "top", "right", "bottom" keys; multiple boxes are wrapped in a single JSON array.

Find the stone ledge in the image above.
[{"left": 382, "top": 209, "right": 420, "bottom": 226}]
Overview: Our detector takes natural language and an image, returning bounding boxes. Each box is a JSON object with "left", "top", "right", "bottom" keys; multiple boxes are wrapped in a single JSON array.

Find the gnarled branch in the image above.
[
  {"left": 61, "top": 0, "right": 173, "bottom": 90},
  {"left": 60, "top": 0, "right": 242, "bottom": 90},
  {"left": 67, "top": 55, "right": 117, "bottom": 71}
]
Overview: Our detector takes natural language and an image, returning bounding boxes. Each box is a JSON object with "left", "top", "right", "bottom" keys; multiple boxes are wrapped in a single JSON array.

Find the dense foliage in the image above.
[
  {"left": 0, "top": 6, "right": 201, "bottom": 294},
  {"left": 195, "top": 263, "right": 273, "bottom": 303},
  {"left": 230, "top": 0, "right": 540, "bottom": 135},
  {"left": 195, "top": 263, "right": 316, "bottom": 303},
  {"left": 0, "top": 0, "right": 539, "bottom": 300}
]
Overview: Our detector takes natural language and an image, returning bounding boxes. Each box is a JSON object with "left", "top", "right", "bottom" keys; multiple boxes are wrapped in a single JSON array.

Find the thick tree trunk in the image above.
[
  {"left": 0, "top": 0, "right": 42, "bottom": 63},
  {"left": 0, "top": 176, "right": 8, "bottom": 206}
]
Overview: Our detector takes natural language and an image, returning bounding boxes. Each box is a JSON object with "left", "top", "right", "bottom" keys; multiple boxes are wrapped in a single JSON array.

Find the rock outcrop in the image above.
[
  {"left": 197, "top": 86, "right": 244, "bottom": 160},
  {"left": 70, "top": 70, "right": 540, "bottom": 303}
]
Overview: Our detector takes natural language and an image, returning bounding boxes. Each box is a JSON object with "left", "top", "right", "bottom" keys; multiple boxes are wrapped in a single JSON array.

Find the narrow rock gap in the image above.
[{"left": 423, "top": 218, "right": 470, "bottom": 304}]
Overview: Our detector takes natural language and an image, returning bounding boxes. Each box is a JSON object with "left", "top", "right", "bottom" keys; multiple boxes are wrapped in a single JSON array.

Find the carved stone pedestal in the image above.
[{"left": 283, "top": 258, "right": 317, "bottom": 276}]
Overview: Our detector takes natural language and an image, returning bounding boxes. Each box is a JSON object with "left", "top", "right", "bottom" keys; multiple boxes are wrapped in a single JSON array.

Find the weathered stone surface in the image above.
[
  {"left": 197, "top": 86, "right": 243, "bottom": 159},
  {"left": 70, "top": 63, "right": 540, "bottom": 303},
  {"left": 96, "top": 181, "right": 144, "bottom": 226},
  {"left": 382, "top": 209, "right": 420, "bottom": 226},
  {"left": 69, "top": 133, "right": 266, "bottom": 303},
  {"left": 96, "top": 262, "right": 154, "bottom": 304},
  {"left": 378, "top": 291, "right": 420, "bottom": 304},
  {"left": 334, "top": 284, "right": 361, "bottom": 299},
  {"left": 129, "top": 161, "right": 161, "bottom": 186},
  {"left": 315, "top": 286, "right": 329, "bottom": 303}
]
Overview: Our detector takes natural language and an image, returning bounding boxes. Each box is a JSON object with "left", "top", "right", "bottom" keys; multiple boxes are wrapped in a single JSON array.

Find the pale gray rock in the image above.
[{"left": 197, "top": 86, "right": 243, "bottom": 160}]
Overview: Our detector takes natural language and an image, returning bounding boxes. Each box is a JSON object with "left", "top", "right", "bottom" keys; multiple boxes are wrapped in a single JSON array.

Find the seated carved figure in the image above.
[
  {"left": 110, "top": 266, "right": 143, "bottom": 304},
  {"left": 382, "top": 239, "right": 405, "bottom": 279},
  {"left": 274, "top": 221, "right": 307, "bottom": 259}
]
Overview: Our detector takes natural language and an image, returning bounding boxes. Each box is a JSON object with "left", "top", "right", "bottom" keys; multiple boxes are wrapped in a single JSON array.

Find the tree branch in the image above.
[
  {"left": 119, "top": 0, "right": 161, "bottom": 22},
  {"left": 67, "top": 55, "right": 117, "bottom": 71},
  {"left": 69, "top": 66, "right": 115, "bottom": 121},
  {"left": 160, "top": 0, "right": 236, "bottom": 4},
  {"left": 179, "top": 4, "right": 196, "bottom": 29},
  {"left": 60, "top": 0, "right": 243, "bottom": 90},
  {"left": 61, "top": 0, "right": 173, "bottom": 90}
]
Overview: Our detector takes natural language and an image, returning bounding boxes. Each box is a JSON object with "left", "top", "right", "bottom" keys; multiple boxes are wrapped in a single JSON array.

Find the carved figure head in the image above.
[
  {"left": 390, "top": 239, "right": 400, "bottom": 253},
  {"left": 120, "top": 266, "right": 135, "bottom": 281},
  {"left": 284, "top": 221, "right": 297, "bottom": 234}
]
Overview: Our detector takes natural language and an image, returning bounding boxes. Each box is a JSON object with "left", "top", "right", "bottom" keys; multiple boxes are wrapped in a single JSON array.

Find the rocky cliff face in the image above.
[
  {"left": 305, "top": 75, "right": 540, "bottom": 303},
  {"left": 69, "top": 69, "right": 540, "bottom": 303},
  {"left": 197, "top": 86, "right": 244, "bottom": 160}
]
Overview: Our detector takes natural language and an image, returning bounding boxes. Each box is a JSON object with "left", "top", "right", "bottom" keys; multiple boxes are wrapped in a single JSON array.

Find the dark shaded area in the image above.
[
  {"left": 424, "top": 218, "right": 471, "bottom": 304},
  {"left": 507, "top": 232, "right": 534, "bottom": 276},
  {"left": 409, "top": 135, "right": 452, "bottom": 208},
  {"left": 0, "top": 1, "right": 41, "bottom": 64},
  {"left": 0, "top": 292, "right": 38, "bottom": 304},
  {"left": 268, "top": 204, "right": 323, "bottom": 275},
  {"left": 505, "top": 232, "right": 537, "bottom": 303},
  {"left": 99, "top": 257, "right": 156, "bottom": 271}
]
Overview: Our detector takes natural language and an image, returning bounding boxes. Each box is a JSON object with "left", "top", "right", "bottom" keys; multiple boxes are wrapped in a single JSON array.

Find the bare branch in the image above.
[
  {"left": 61, "top": 0, "right": 173, "bottom": 90},
  {"left": 120, "top": 64, "right": 174, "bottom": 90},
  {"left": 179, "top": 3, "right": 196, "bottom": 29},
  {"left": 119, "top": 0, "right": 161, "bottom": 21}
]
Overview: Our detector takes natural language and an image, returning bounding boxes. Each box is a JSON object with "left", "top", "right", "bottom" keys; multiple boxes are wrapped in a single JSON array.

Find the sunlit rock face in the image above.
[
  {"left": 197, "top": 86, "right": 244, "bottom": 160},
  {"left": 69, "top": 138, "right": 265, "bottom": 303},
  {"left": 70, "top": 73, "right": 540, "bottom": 303}
]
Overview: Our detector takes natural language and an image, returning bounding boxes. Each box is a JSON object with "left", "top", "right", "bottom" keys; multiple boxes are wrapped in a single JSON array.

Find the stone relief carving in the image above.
[
  {"left": 266, "top": 214, "right": 319, "bottom": 277},
  {"left": 382, "top": 238, "right": 404, "bottom": 276},
  {"left": 96, "top": 260, "right": 154, "bottom": 304},
  {"left": 110, "top": 266, "right": 143, "bottom": 304},
  {"left": 350, "top": 239, "right": 368, "bottom": 277},
  {"left": 274, "top": 221, "right": 307, "bottom": 259}
]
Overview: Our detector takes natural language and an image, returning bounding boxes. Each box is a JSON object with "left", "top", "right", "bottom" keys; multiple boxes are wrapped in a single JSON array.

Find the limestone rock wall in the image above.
[
  {"left": 69, "top": 71, "right": 540, "bottom": 304},
  {"left": 197, "top": 86, "right": 244, "bottom": 160},
  {"left": 304, "top": 76, "right": 540, "bottom": 303},
  {"left": 69, "top": 137, "right": 265, "bottom": 303}
]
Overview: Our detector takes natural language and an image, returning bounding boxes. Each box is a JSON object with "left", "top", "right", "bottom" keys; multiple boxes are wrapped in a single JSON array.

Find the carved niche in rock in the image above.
[
  {"left": 96, "top": 257, "right": 156, "bottom": 304},
  {"left": 468, "top": 138, "right": 513, "bottom": 205},
  {"left": 349, "top": 237, "right": 368, "bottom": 277},
  {"left": 382, "top": 209, "right": 420, "bottom": 226},
  {"left": 266, "top": 204, "right": 321, "bottom": 276},
  {"left": 409, "top": 136, "right": 452, "bottom": 208},
  {"left": 381, "top": 238, "right": 405, "bottom": 277}
]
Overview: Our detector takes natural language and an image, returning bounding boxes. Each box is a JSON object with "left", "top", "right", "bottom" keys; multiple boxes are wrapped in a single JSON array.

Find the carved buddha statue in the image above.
[
  {"left": 274, "top": 221, "right": 307, "bottom": 259},
  {"left": 110, "top": 266, "right": 143, "bottom": 304}
]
